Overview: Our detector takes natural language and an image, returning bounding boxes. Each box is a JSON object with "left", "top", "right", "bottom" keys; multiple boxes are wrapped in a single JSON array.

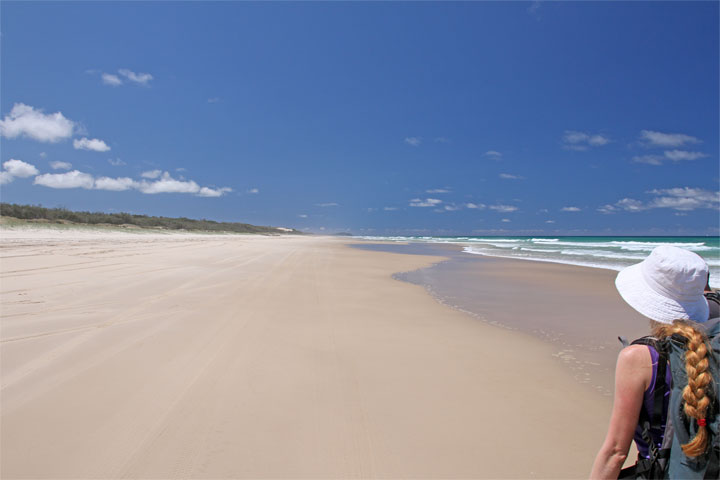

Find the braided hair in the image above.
[{"left": 652, "top": 320, "right": 713, "bottom": 457}]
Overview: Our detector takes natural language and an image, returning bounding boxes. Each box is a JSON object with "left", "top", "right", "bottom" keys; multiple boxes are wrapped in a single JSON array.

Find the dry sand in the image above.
[{"left": 2, "top": 229, "right": 613, "bottom": 478}]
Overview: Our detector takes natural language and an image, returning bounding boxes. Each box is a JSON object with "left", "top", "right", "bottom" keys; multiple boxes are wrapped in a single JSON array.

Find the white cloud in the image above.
[
  {"left": 383, "top": 207, "right": 398, "bottom": 211},
  {"left": 663, "top": 150, "right": 708, "bottom": 162},
  {"left": 298, "top": 214, "right": 308, "bottom": 218},
  {"left": 207, "top": 97, "right": 220, "bottom": 103},
  {"left": 465, "top": 203, "right": 486, "bottom": 209},
  {"left": 501, "top": 219, "right": 511, "bottom": 223},
  {"left": 633, "top": 150, "right": 709, "bottom": 166},
  {"left": 499, "top": 173, "right": 523, "bottom": 180},
  {"left": 100, "top": 69, "right": 153, "bottom": 87},
  {"left": 108, "top": 158, "right": 126, "bottom": 166},
  {"left": 102, "top": 73, "right": 123, "bottom": 86},
  {"left": 409, "top": 198, "right": 442, "bottom": 207},
  {"left": 118, "top": 69, "right": 153, "bottom": 85},
  {"left": 39, "top": 152, "right": 47, "bottom": 158},
  {"left": 34, "top": 170, "right": 95, "bottom": 189},
  {"left": 563, "top": 131, "right": 587, "bottom": 144},
  {"left": 315, "top": 202, "right": 339, "bottom": 207},
  {"left": 141, "top": 169, "right": 163, "bottom": 179},
  {"left": 561, "top": 206, "right": 581, "bottom": 212},
  {"left": 404, "top": 136, "right": 422, "bottom": 147},
  {"left": 434, "top": 137, "right": 450, "bottom": 143},
  {"left": 94, "top": 176, "right": 138, "bottom": 191},
  {"left": 28, "top": 167, "right": 230, "bottom": 197},
  {"left": 247, "top": 188, "right": 259, "bottom": 194},
  {"left": 3, "top": 159, "right": 39, "bottom": 178},
  {"left": 198, "top": 187, "right": 232, "bottom": 197},
  {"left": 426, "top": 188, "right": 451, "bottom": 193},
  {"left": 546, "top": 220, "right": 556, "bottom": 224},
  {"left": 73, "top": 137, "right": 111, "bottom": 152},
  {"left": 489, "top": 204, "right": 518, "bottom": 213},
  {"left": 598, "top": 198, "right": 647, "bottom": 213},
  {"left": 599, "top": 187, "right": 719, "bottom": 213},
  {"left": 50, "top": 161, "right": 72, "bottom": 170},
  {"left": 646, "top": 187, "right": 719, "bottom": 211},
  {"left": 588, "top": 135, "right": 609, "bottom": 146},
  {"left": 443, "top": 204, "right": 461, "bottom": 211},
  {"left": 562, "top": 130, "right": 610, "bottom": 150},
  {"left": 617, "top": 198, "right": 649, "bottom": 212},
  {"left": 640, "top": 130, "right": 700, "bottom": 148},
  {"left": 135, "top": 172, "right": 231, "bottom": 197},
  {"left": 0, "top": 103, "right": 75, "bottom": 142},
  {"left": 1, "top": 159, "right": 39, "bottom": 185},
  {"left": 632, "top": 155, "right": 664, "bottom": 165},
  {"left": 138, "top": 172, "right": 200, "bottom": 194},
  {"left": 483, "top": 150, "right": 502, "bottom": 158}
]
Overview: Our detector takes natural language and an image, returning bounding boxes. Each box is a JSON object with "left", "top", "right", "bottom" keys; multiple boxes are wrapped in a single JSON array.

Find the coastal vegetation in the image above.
[{"left": 0, "top": 203, "right": 302, "bottom": 235}]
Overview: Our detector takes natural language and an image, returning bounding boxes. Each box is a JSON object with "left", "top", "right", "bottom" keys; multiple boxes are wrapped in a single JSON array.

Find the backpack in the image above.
[
  {"left": 706, "top": 292, "right": 720, "bottom": 307},
  {"left": 618, "top": 318, "right": 720, "bottom": 479},
  {"left": 707, "top": 292, "right": 720, "bottom": 320}
]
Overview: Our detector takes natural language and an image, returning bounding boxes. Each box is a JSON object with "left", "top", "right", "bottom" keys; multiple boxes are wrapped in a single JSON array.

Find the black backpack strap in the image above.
[
  {"left": 621, "top": 450, "right": 671, "bottom": 479},
  {"left": 639, "top": 358, "right": 667, "bottom": 463},
  {"left": 705, "top": 291, "right": 720, "bottom": 305},
  {"left": 651, "top": 352, "right": 668, "bottom": 429},
  {"left": 631, "top": 336, "right": 661, "bottom": 348}
]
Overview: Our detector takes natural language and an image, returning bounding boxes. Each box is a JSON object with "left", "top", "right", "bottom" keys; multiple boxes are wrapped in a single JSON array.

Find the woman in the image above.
[{"left": 590, "top": 246, "right": 711, "bottom": 479}]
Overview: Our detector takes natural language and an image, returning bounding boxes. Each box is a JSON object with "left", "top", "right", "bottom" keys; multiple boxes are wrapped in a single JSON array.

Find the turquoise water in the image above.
[{"left": 356, "top": 236, "right": 720, "bottom": 287}]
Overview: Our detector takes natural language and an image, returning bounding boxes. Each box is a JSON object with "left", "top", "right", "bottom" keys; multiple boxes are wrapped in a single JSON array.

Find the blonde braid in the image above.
[{"left": 653, "top": 320, "right": 712, "bottom": 457}]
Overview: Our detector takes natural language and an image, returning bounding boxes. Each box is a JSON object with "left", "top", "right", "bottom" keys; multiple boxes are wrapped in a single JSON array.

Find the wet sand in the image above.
[
  {"left": 355, "top": 242, "right": 650, "bottom": 397},
  {"left": 2, "top": 228, "right": 613, "bottom": 478}
]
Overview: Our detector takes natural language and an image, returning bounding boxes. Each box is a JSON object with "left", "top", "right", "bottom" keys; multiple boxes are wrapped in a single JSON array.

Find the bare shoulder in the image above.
[
  {"left": 617, "top": 344, "right": 652, "bottom": 367},
  {"left": 616, "top": 344, "right": 653, "bottom": 390}
]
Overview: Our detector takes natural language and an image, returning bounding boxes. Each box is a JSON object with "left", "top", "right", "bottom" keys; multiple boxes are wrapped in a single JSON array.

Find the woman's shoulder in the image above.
[
  {"left": 618, "top": 343, "right": 652, "bottom": 365},
  {"left": 616, "top": 344, "right": 654, "bottom": 390}
]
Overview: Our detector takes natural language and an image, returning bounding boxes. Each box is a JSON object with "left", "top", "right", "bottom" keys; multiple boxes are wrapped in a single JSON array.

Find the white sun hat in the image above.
[{"left": 615, "top": 245, "right": 709, "bottom": 324}]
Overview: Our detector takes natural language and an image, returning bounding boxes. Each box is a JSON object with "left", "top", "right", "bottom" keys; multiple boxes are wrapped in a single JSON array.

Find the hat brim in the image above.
[{"left": 615, "top": 263, "right": 709, "bottom": 324}]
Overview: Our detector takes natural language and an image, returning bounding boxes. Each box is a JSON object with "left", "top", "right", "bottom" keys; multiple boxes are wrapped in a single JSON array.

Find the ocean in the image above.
[{"left": 356, "top": 236, "right": 720, "bottom": 288}]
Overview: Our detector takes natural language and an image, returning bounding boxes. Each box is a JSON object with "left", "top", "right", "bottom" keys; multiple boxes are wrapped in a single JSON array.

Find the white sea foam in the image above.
[
  {"left": 520, "top": 247, "right": 557, "bottom": 253},
  {"left": 355, "top": 235, "right": 719, "bottom": 287},
  {"left": 609, "top": 241, "right": 711, "bottom": 252},
  {"left": 468, "top": 238, "right": 520, "bottom": 243},
  {"left": 559, "top": 249, "right": 645, "bottom": 260},
  {"left": 529, "top": 239, "right": 615, "bottom": 248},
  {"left": 462, "top": 246, "right": 629, "bottom": 272}
]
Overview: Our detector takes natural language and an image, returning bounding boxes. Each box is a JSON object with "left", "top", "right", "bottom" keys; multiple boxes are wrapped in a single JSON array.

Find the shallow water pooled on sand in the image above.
[{"left": 353, "top": 242, "right": 650, "bottom": 396}]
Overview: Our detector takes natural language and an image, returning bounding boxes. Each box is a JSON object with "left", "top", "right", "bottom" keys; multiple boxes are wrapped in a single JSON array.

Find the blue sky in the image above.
[{"left": 1, "top": 1, "right": 718, "bottom": 235}]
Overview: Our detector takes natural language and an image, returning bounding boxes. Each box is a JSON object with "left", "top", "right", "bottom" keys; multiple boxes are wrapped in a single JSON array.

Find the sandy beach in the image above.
[{"left": 2, "top": 228, "right": 617, "bottom": 478}]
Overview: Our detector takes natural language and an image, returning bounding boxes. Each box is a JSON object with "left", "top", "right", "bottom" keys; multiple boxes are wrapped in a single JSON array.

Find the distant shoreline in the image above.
[{"left": 0, "top": 203, "right": 302, "bottom": 235}]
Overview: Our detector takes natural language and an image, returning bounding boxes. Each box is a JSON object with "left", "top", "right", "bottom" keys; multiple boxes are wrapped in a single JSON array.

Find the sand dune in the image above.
[{"left": 2, "top": 230, "right": 610, "bottom": 478}]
